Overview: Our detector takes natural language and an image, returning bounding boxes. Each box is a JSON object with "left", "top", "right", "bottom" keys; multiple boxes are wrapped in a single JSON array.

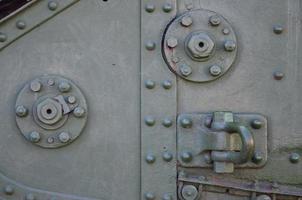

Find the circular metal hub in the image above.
[
  {"left": 15, "top": 75, "right": 88, "bottom": 148},
  {"left": 162, "top": 9, "right": 237, "bottom": 83}
]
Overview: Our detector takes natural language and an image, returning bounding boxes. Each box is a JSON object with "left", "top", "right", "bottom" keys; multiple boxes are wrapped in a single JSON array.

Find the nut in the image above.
[
  {"left": 209, "top": 65, "right": 222, "bottom": 76},
  {"left": 58, "top": 132, "right": 70, "bottom": 143},
  {"left": 29, "top": 131, "right": 41, "bottom": 143},
  {"left": 73, "top": 106, "right": 85, "bottom": 118},
  {"left": 36, "top": 98, "right": 63, "bottom": 125},
  {"left": 209, "top": 15, "right": 221, "bottom": 26},
  {"left": 166, "top": 37, "right": 178, "bottom": 48},
  {"left": 58, "top": 81, "right": 71, "bottom": 92},
  {"left": 181, "top": 15, "right": 193, "bottom": 27},
  {"left": 224, "top": 40, "right": 236, "bottom": 51},
  {"left": 180, "top": 64, "right": 192, "bottom": 77},
  {"left": 15, "top": 105, "right": 28, "bottom": 117}
]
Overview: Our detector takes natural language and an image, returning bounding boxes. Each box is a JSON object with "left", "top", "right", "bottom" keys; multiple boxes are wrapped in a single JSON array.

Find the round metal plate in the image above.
[
  {"left": 15, "top": 75, "right": 88, "bottom": 148},
  {"left": 162, "top": 9, "right": 237, "bottom": 83}
]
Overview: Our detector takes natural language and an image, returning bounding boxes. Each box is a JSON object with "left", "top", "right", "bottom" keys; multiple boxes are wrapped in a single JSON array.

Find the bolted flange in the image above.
[
  {"left": 163, "top": 9, "right": 237, "bottom": 83},
  {"left": 15, "top": 75, "right": 88, "bottom": 149}
]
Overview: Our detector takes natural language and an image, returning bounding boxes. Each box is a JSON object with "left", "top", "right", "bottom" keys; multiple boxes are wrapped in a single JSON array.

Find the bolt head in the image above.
[
  {"left": 145, "top": 154, "right": 156, "bottom": 164},
  {"left": 47, "top": 137, "right": 54, "bottom": 144},
  {"left": 251, "top": 119, "right": 263, "bottom": 129},
  {"left": 67, "top": 96, "right": 77, "bottom": 104},
  {"left": 224, "top": 40, "right": 236, "bottom": 51},
  {"left": 180, "top": 117, "right": 193, "bottom": 128},
  {"left": 222, "top": 28, "right": 230, "bottom": 35},
  {"left": 25, "top": 193, "right": 36, "bottom": 200},
  {"left": 181, "top": 185, "right": 198, "bottom": 200},
  {"left": 162, "top": 3, "right": 173, "bottom": 13},
  {"left": 145, "top": 41, "right": 156, "bottom": 50},
  {"left": 30, "top": 80, "right": 42, "bottom": 92},
  {"left": 166, "top": 37, "right": 178, "bottom": 48},
  {"left": 274, "top": 71, "right": 284, "bottom": 80},
  {"left": 144, "top": 116, "right": 155, "bottom": 126},
  {"left": 209, "top": 65, "right": 222, "bottom": 76},
  {"left": 181, "top": 15, "right": 193, "bottom": 27},
  {"left": 162, "top": 80, "right": 172, "bottom": 89},
  {"left": 144, "top": 192, "right": 155, "bottom": 200},
  {"left": 180, "top": 64, "right": 192, "bottom": 77},
  {"left": 162, "top": 117, "right": 173, "bottom": 127},
  {"left": 0, "top": 32, "right": 7, "bottom": 42},
  {"left": 16, "top": 20, "right": 26, "bottom": 29},
  {"left": 48, "top": 1, "right": 58, "bottom": 11},
  {"left": 37, "top": 98, "right": 63, "bottom": 125},
  {"left": 209, "top": 15, "right": 221, "bottom": 26},
  {"left": 252, "top": 152, "right": 263, "bottom": 164},
  {"left": 186, "top": 32, "right": 215, "bottom": 60},
  {"left": 73, "top": 106, "right": 85, "bottom": 118},
  {"left": 3, "top": 185, "right": 14, "bottom": 195},
  {"left": 58, "top": 132, "right": 70, "bottom": 143},
  {"left": 162, "top": 152, "right": 173, "bottom": 162},
  {"left": 58, "top": 81, "right": 71, "bottom": 92},
  {"left": 273, "top": 25, "right": 283, "bottom": 34},
  {"left": 16, "top": 105, "right": 28, "bottom": 117},
  {"left": 289, "top": 152, "right": 300, "bottom": 163},
  {"left": 145, "top": 80, "right": 155, "bottom": 89},
  {"left": 181, "top": 151, "right": 193, "bottom": 163},
  {"left": 29, "top": 131, "right": 41, "bottom": 143},
  {"left": 145, "top": 3, "right": 155, "bottom": 13}
]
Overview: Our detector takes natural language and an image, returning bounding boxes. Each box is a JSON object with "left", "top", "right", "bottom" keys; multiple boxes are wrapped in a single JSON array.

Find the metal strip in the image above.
[{"left": 141, "top": 0, "right": 178, "bottom": 199}]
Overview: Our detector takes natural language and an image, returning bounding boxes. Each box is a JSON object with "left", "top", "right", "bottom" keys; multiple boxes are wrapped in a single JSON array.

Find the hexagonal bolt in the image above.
[
  {"left": 67, "top": 96, "right": 77, "bottom": 104},
  {"left": 15, "top": 105, "right": 28, "bottom": 117},
  {"left": 0, "top": 32, "right": 7, "bottom": 42},
  {"left": 251, "top": 119, "right": 263, "bottom": 129},
  {"left": 58, "top": 132, "right": 71, "bottom": 143},
  {"left": 30, "top": 80, "right": 42, "bottom": 92},
  {"left": 180, "top": 117, "right": 193, "bottom": 128},
  {"left": 3, "top": 185, "right": 14, "bottom": 195},
  {"left": 256, "top": 195, "right": 272, "bottom": 200},
  {"left": 273, "top": 25, "right": 283, "bottom": 34},
  {"left": 48, "top": 1, "right": 58, "bottom": 11},
  {"left": 209, "top": 65, "right": 222, "bottom": 76},
  {"left": 289, "top": 152, "right": 300, "bottom": 164},
  {"left": 181, "top": 15, "right": 193, "bottom": 27},
  {"left": 58, "top": 81, "right": 71, "bottom": 92},
  {"left": 29, "top": 131, "right": 41, "bottom": 143},
  {"left": 16, "top": 20, "right": 26, "bottom": 29},
  {"left": 162, "top": 152, "right": 173, "bottom": 162},
  {"left": 224, "top": 40, "right": 236, "bottom": 52},
  {"left": 144, "top": 192, "right": 155, "bottom": 200},
  {"left": 166, "top": 37, "right": 178, "bottom": 48},
  {"left": 37, "top": 98, "right": 63, "bottom": 125},
  {"left": 209, "top": 15, "right": 221, "bottom": 26},
  {"left": 180, "top": 64, "right": 192, "bottom": 77},
  {"left": 252, "top": 152, "right": 263, "bottom": 164},
  {"left": 186, "top": 32, "right": 215, "bottom": 60},
  {"left": 180, "top": 151, "right": 193, "bottom": 163},
  {"left": 162, "top": 3, "right": 173, "bottom": 13},
  {"left": 181, "top": 185, "right": 198, "bottom": 200},
  {"left": 145, "top": 154, "right": 156, "bottom": 164},
  {"left": 73, "top": 106, "right": 85, "bottom": 118}
]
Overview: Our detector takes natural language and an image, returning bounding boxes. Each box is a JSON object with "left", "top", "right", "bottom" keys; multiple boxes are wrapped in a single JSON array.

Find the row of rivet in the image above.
[
  {"left": 273, "top": 24, "right": 285, "bottom": 80},
  {"left": 0, "top": 1, "right": 59, "bottom": 43},
  {"left": 145, "top": 80, "right": 173, "bottom": 90},
  {"left": 145, "top": 2, "right": 174, "bottom": 13},
  {"left": 145, "top": 151, "right": 174, "bottom": 164},
  {"left": 144, "top": 116, "right": 173, "bottom": 128}
]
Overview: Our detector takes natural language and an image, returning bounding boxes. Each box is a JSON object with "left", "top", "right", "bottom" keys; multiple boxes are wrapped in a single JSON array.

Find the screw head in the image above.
[
  {"left": 222, "top": 28, "right": 230, "bottom": 35},
  {"left": 48, "top": 1, "right": 58, "bottom": 11},
  {"left": 180, "top": 151, "right": 193, "bottom": 163},
  {"left": 209, "top": 65, "right": 222, "bottom": 76},
  {"left": 274, "top": 71, "right": 284, "bottom": 80},
  {"left": 3, "top": 185, "right": 14, "bottom": 195},
  {"left": 47, "top": 137, "right": 54, "bottom": 144},
  {"left": 30, "top": 80, "right": 42, "bottom": 92},
  {"left": 252, "top": 152, "right": 263, "bottom": 164},
  {"left": 145, "top": 3, "right": 155, "bottom": 13},
  {"left": 145, "top": 41, "right": 156, "bottom": 50},
  {"left": 144, "top": 116, "right": 155, "bottom": 126},
  {"left": 145, "top": 154, "right": 156, "bottom": 164},
  {"left": 180, "top": 117, "right": 193, "bottom": 128},
  {"left": 251, "top": 119, "right": 263, "bottom": 129},
  {"left": 145, "top": 80, "right": 155, "bottom": 89},
  {"left": 144, "top": 192, "right": 155, "bottom": 200},
  {"left": 73, "top": 106, "right": 85, "bottom": 118},
  {"left": 29, "top": 131, "right": 41, "bottom": 143},
  {"left": 162, "top": 117, "right": 173, "bottom": 127},
  {"left": 58, "top": 81, "right": 71, "bottom": 92},
  {"left": 162, "top": 193, "right": 173, "bottom": 200},
  {"left": 273, "top": 25, "right": 283, "bottom": 34},
  {"left": 181, "top": 15, "right": 193, "bottom": 27},
  {"left": 162, "top": 80, "right": 172, "bottom": 89},
  {"left": 58, "top": 132, "right": 70, "bottom": 143},
  {"left": 16, "top": 105, "right": 28, "bottom": 117},
  {"left": 166, "top": 37, "right": 178, "bottom": 48},
  {"left": 16, "top": 20, "right": 26, "bottom": 29},
  {"left": 162, "top": 152, "right": 173, "bottom": 162},
  {"left": 209, "top": 15, "right": 221, "bottom": 26},
  {"left": 67, "top": 96, "right": 76, "bottom": 104},
  {"left": 289, "top": 152, "right": 300, "bottom": 163},
  {"left": 162, "top": 3, "right": 173, "bottom": 13},
  {"left": 0, "top": 32, "right": 7, "bottom": 42},
  {"left": 181, "top": 185, "right": 198, "bottom": 200},
  {"left": 180, "top": 64, "right": 192, "bottom": 77},
  {"left": 224, "top": 40, "right": 236, "bottom": 51}
]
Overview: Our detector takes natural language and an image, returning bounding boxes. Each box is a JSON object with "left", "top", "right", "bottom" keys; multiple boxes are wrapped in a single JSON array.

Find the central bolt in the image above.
[{"left": 36, "top": 98, "right": 63, "bottom": 125}]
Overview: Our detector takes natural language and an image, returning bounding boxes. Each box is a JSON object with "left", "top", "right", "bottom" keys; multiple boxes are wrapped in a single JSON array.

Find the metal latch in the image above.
[{"left": 177, "top": 112, "right": 268, "bottom": 173}]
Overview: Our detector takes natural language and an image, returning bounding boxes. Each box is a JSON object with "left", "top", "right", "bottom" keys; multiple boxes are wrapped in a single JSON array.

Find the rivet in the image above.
[
  {"left": 30, "top": 80, "right": 42, "bottom": 92},
  {"left": 144, "top": 192, "right": 155, "bottom": 200},
  {"left": 162, "top": 3, "right": 173, "bottom": 13},
  {"left": 256, "top": 195, "right": 272, "bottom": 200},
  {"left": 58, "top": 132, "right": 70, "bottom": 143},
  {"left": 289, "top": 152, "right": 300, "bottom": 163},
  {"left": 48, "top": 1, "right": 58, "bottom": 11},
  {"left": 0, "top": 32, "right": 7, "bottom": 42},
  {"left": 145, "top": 154, "right": 156, "bottom": 164},
  {"left": 274, "top": 71, "right": 284, "bottom": 80},
  {"left": 145, "top": 3, "right": 155, "bottom": 13},
  {"left": 222, "top": 28, "right": 230, "bottom": 35},
  {"left": 67, "top": 96, "right": 77, "bottom": 104},
  {"left": 209, "top": 65, "right": 222, "bottom": 76},
  {"left": 47, "top": 79, "right": 55, "bottom": 86},
  {"left": 273, "top": 25, "right": 283, "bottom": 34},
  {"left": 209, "top": 15, "right": 221, "bottom": 26},
  {"left": 144, "top": 116, "right": 155, "bottom": 126},
  {"left": 16, "top": 20, "right": 26, "bottom": 30},
  {"left": 181, "top": 185, "right": 198, "bottom": 199},
  {"left": 180, "top": 64, "right": 192, "bottom": 77},
  {"left": 162, "top": 193, "right": 173, "bottom": 200},
  {"left": 145, "top": 80, "right": 155, "bottom": 89},
  {"left": 58, "top": 81, "right": 71, "bottom": 92},
  {"left": 251, "top": 119, "right": 263, "bottom": 129},
  {"left": 180, "top": 151, "right": 193, "bottom": 163},
  {"left": 3, "top": 185, "right": 14, "bottom": 195},
  {"left": 224, "top": 40, "right": 236, "bottom": 51},
  {"left": 145, "top": 41, "right": 156, "bottom": 50},
  {"left": 181, "top": 15, "right": 193, "bottom": 27},
  {"left": 180, "top": 117, "right": 193, "bottom": 128},
  {"left": 162, "top": 152, "right": 173, "bottom": 162},
  {"left": 252, "top": 152, "right": 263, "bottom": 164},
  {"left": 73, "top": 106, "right": 85, "bottom": 118},
  {"left": 29, "top": 131, "right": 41, "bottom": 143},
  {"left": 15, "top": 105, "right": 28, "bottom": 117},
  {"left": 25, "top": 193, "right": 36, "bottom": 200},
  {"left": 162, "top": 117, "right": 173, "bottom": 127},
  {"left": 166, "top": 37, "right": 178, "bottom": 48},
  {"left": 162, "top": 80, "right": 172, "bottom": 89},
  {"left": 47, "top": 137, "right": 54, "bottom": 144}
]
